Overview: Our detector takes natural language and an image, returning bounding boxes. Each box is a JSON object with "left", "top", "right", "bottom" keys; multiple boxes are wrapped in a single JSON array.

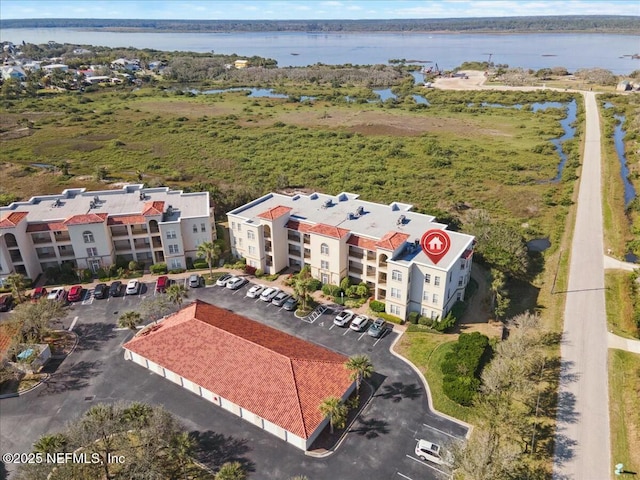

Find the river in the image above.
[{"left": 1, "top": 28, "right": 639, "bottom": 74}]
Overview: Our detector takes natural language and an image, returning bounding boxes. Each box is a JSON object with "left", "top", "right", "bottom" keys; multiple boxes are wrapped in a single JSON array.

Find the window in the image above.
[
  {"left": 238, "top": 238, "right": 243, "bottom": 247},
  {"left": 249, "top": 260, "right": 257, "bottom": 268},
  {"left": 237, "top": 224, "right": 241, "bottom": 232},
  {"left": 321, "top": 273, "right": 329, "bottom": 284},
  {"left": 247, "top": 230, "right": 255, "bottom": 240},
  {"left": 321, "top": 243, "right": 329, "bottom": 255},
  {"left": 391, "top": 270, "right": 402, "bottom": 282},
  {"left": 248, "top": 246, "right": 256, "bottom": 255},
  {"left": 458, "top": 278, "right": 464, "bottom": 286},
  {"left": 422, "top": 290, "right": 429, "bottom": 301},
  {"left": 86, "top": 247, "right": 98, "bottom": 257},
  {"left": 168, "top": 244, "right": 179, "bottom": 254},
  {"left": 421, "top": 307, "right": 429, "bottom": 317},
  {"left": 83, "top": 231, "right": 94, "bottom": 243},
  {"left": 424, "top": 273, "right": 431, "bottom": 284},
  {"left": 232, "top": 222, "right": 236, "bottom": 230},
  {"left": 434, "top": 276, "right": 441, "bottom": 286},
  {"left": 431, "top": 311, "right": 438, "bottom": 320},
  {"left": 460, "top": 260, "right": 466, "bottom": 270},
  {"left": 390, "top": 287, "right": 401, "bottom": 299},
  {"left": 321, "top": 260, "right": 329, "bottom": 270},
  {"left": 432, "top": 293, "right": 439, "bottom": 305},
  {"left": 170, "top": 258, "right": 182, "bottom": 269},
  {"left": 166, "top": 230, "right": 177, "bottom": 239},
  {"left": 201, "top": 223, "right": 206, "bottom": 232},
  {"left": 390, "top": 304, "right": 400, "bottom": 315}
]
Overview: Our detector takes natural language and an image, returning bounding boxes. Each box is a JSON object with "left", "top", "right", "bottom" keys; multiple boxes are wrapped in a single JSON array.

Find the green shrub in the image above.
[
  {"left": 150, "top": 263, "right": 168, "bottom": 274},
  {"left": 322, "top": 284, "right": 342, "bottom": 297},
  {"left": 340, "top": 277, "right": 351, "bottom": 292},
  {"left": 407, "top": 311, "right": 420, "bottom": 324},
  {"left": 255, "top": 269, "right": 264, "bottom": 278},
  {"left": 308, "top": 279, "right": 322, "bottom": 291},
  {"left": 80, "top": 269, "right": 93, "bottom": 283},
  {"left": 95, "top": 267, "right": 108, "bottom": 280},
  {"left": 418, "top": 316, "right": 433, "bottom": 327},
  {"left": 192, "top": 260, "right": 208, "bottom": 269},
  {"left": 128, "top": 260, "right": 138, "bottom": 272},
  {"left": 370, "top": 300, "right": 386, "bottom": 312},
  {"left": 433, "top": 312, "right": 456, "bottom": 332},
  {"left": 442, "top": 375, "right": 480, "bottom": 406},
  {"left": 441, "top": 332, "right": 492, "bottom": 405},
  {"left": 168, "top": 268, "right": 186, "bottom": 274}
]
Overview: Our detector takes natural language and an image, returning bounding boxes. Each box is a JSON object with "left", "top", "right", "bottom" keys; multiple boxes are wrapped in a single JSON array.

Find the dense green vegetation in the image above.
[
  {"left": 3, "top": 16, "right": 639, "bottom": 33},
  {"left": 441, "top": 332, "right": 492, "bottom": 406}
]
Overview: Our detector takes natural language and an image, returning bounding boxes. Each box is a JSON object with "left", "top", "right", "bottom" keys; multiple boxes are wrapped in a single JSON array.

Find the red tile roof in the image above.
[
  {"left": 257, "top": 205, "right": 292, "bottom": 221},
  {"left": 286, "top": 220, "right": 313, "bottom": 233},
  {"left": 107, "top": 215, "right": 146, "bottom": 226},
  {"left": 26, "top": 222, "right": 68, "bottom": 232},
  {"left": 124, "top": 301, "right": 353, "bottom": 439},
  {"left": 0, "top": 211, "right": 28, "bottom": 229},
  {"left": 142, "top": 201, "right": 165, "bottom": 216},
  {"left": 63, "top": 213, "right": 108, "bottom": 226},
  {"left": 347, "top": 234, "right": 377, "bottom": 251},
  {"left": 375, "top": 231, "right": 410, "bottom": 251},
  {"left": 308, "top": 223, "right": 350, "bottom": 239}
]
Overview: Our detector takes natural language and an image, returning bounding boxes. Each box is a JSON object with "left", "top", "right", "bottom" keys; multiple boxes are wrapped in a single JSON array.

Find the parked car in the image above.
[
  {"left": 156, "top": 275, "right": 169, "bottom": 293},
  {"left": 0, "top": 294, "right": 14, "bottom": 312},
  {"left": 271, "top": 291, "right": 290, "bottom": 307},
  {"left": 31, "top": 287, "right": 48, "bottom": 302},
  {"left": 260, "top": 287, "right": 280, "bottom": 302},
  {"left": 216, "top": 273, "right": 233, "bottom": 287},
  {"left": 226, "top": 276, "right": 247, "bottom": 290},
  {"left": 189, "top": 274, "right": 204, "bottom": 288},
  {"left": 125, "top": 279, "right": 140, "bottom": 295},
  {"left": 367, "top": 318, "right": 386, "bottom": 338},
  {"left": 282, "top": 296, "right": 298, "bottom": 311},
  {"left": 246, "top": 284, "right": 266, "bottom": 299},
  {"left": 109, "top": 281, "right": 123, "bottom": 297},
  {"left": 333, "top": 309, "right": 355, "bottom": 327},
  {"left": 67, "top": 285, "right": 83, "bottom": 302},
  {"left": 350, "top": 314, "right": 369, "bottom": 332},
  {"left": 93, "top": 283, "right": 108, "bottom": 299},
  {"left": 415, "top": 439, "right": 451, "bottom": 466},
  {"left": 47, "top": 287, "right": 67, "bottom": 303}
]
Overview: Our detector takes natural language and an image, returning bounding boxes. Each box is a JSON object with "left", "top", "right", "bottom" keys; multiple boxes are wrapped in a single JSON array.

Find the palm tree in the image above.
[
  {"left": 166, "top": 283, "right": 188, "bottom": 308},
  {"left": 169, "top": 431, "right": 196, "bottom": 479},
  {"left": 7, "top": 273, "right": 27, "bottom": 302},
  {"left": 215, "top": 461, "right": 246, "bottom": 480},
  {"left": 118, "top": 311, "right": 142, "bottom": 331},
  {"left": 197, "top": 241, "right": 222, "bottom": 279},
  {"left": 33, "top": 433, "right": 68, "bottom": 454},
  {"left": 121, "top": 402, "right": 153, "bottom": 428},
  {"left": 345, "top": 354, "right": 374, "bottom": 395},
  {"left": 292, "top": 266, "right": 313, "bottom": 311},
  {"left": 318, "top": 396, "right": 348, "bottom": 434}
]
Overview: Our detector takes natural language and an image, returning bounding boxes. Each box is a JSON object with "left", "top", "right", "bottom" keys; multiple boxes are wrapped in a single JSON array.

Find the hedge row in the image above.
[{"left": 441, "top": 332, "right": 492, "bottom": 406}]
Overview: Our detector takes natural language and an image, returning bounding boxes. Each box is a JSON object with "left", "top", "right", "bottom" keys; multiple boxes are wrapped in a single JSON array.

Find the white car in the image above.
[
  {"left": 350, "top": 314, "right": 369, "bottom": 332},
  {"left": 47, "top": 287, "right": 67, "bottom": 302},
  {"left": 415, "top": 439, "right": 450, "bottom": 466},
  {"left": 246, "top": 284, "right": 266, "bottom": 299},
  {"left": 226, "top": 276, "right": 247, "bottom": 290},
  {"left": 125, "top": 279, "right": 140, "bottom": 295},
  {"left": 260, "top": 287, "right": 280, "bottom": 302},
  {"left": 333, "top": 310, "right": 355, "bottom": 327}
]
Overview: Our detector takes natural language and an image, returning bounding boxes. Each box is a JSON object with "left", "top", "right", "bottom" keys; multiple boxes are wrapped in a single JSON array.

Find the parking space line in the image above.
[
  {"left": 68, "top": 316, "right": 79, "bottom": 332},
  {"left": 358, "top": 332, "right": 367, "bottom": 341},
  {"left": 373, "top": 336, "right": 384, "bottom": 347},
  {"left": 422, "top": 423, "right": 461, "bottom": 440},
  {"left": 342, "top": 328, "right": 351, "bottom": 336},
  {"left": 397, "top": 473, "right": 413, "bottom": 480},
  {"left": 406, "top": 455, "right": 449, "bottom": 477}
]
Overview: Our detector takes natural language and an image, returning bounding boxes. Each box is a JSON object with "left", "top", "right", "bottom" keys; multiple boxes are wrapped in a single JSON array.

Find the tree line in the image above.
[{"left": 2, "top": 16, "right": 639, "bottom": 33}]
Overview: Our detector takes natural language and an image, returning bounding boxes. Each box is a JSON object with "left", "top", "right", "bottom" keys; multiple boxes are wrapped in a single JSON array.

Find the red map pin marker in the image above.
[{"left": 421, "top": 229, "right": 451, "bottom": 265}]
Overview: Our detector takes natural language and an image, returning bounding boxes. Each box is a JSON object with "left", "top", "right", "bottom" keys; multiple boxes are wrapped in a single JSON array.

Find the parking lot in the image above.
[{"left": 1, "top": 275, "right": 468, "bottom": 479}]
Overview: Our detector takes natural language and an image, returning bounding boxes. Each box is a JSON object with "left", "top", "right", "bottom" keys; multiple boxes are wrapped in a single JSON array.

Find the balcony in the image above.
[
  {"left": 132, "top": 239, "right": 151, "bottom": 250},
  {"left": 366, "top": 252, "right": 376, "bottom": 262},
  {"left": 9, "top": 250, "right": 23, "bottom": 262},
  {"left": 288, "top": 232, "right": 300, "bottom": 242},
  {"left": 304, "top": 248, "right": 311, "bottom": 260},
  {"left": 152, "top": 236, "right": 162, "bottom": 249},
  {"left": 288, "top": 247, "right": 301, "bottom": 257},
  {"left": 378, "top": 272, "right": 387, "bottom": 285},
  {"left": 114, "top": 240, "right": 132, "bottom": 252},
  {"left": 32, "top": 234, "right": 52, "bottom": 244},
  {"left": 303, "top": 234, "right": 310, "bottom": 244},
  {"left": 36, "top": 249, "right": 56, "bottom": 260},
  {"left": 110, "top": 226, "right": 128, "bottom": 237},
  {"left": 349, "top": 261, "right": 363, "bottom": 275},
  {"left": 4, "top": 236, "right": 19, "bottom": 249},
  {"left": 265, "top": 241, "right": 272, "bottom": 252},
  {"left": 131, "top": 226, "right": 148, "bottom": 236},
  {"left": 376, "top": 288, "right": 386, "bottom": 301},
  {"left": 53, "top": 232, "right": 71, "bottom": 242},
  {"left": 348, "top": 247, "right": 364, "bottom": 259},
  {"left": 366, "top": 266, "right": 376, "bottom": 279},
  {"left": 58, "top": 246, "right": 75, "bottom": 258}
]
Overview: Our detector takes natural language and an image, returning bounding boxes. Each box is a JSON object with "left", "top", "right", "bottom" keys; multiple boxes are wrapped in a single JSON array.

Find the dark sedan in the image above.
[
  {"left": 94, "top": 283, "right": 108, "bottom": 299},
  {"left": 109, "top": 281, "right": 123, "bottom": 297}
]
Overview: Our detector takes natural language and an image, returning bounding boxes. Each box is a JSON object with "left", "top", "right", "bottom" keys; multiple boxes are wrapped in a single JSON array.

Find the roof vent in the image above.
[
  {"left": 322, "top": 199, "right": 332, "bottom": 209},
  {"left": 346, "top": 212, "right": 354, "bottom": 221},
  {"left": 89, "top": 201, "right": 95, "bottom": 209},
  {"left": 94, "top": 196, "right": 100, "bottom": 203},
  {"left": 167, "top": 205, "right": 173, "bottom": 215},
  {"left": 397, "top": 214, "right": 406, "bottom": 226},
  {"left": 356, "top": 206, "right": 364, "bottom": 216},
  {"left": 139, "top": 192, "right": 145, "bottom": 200}
]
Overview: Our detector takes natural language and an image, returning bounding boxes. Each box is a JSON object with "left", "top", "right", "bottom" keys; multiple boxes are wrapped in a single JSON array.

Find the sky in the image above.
[{"left": 1, "top": 0, "right": 639, "bottom": 20}]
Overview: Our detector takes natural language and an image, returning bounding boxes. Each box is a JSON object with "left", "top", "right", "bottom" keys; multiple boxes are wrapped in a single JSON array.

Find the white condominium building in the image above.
[
  {"left": 228, "top": 192, "right": 474, "bottom": 321},
  {"left": 0, "top": 184, "right": 214, "bottom": 282}
]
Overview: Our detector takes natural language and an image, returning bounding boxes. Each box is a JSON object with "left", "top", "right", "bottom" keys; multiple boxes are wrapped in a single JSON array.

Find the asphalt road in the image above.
[
  {"left": 553, "top": 92, "right": 610, "bottom": 480},
  {"left": 1, "top": 280, "right": 468, "bottom": 480}
]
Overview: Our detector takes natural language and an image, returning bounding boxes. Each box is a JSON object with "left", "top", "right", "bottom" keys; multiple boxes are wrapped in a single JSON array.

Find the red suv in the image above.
[
  {"left": 156, "top": 276, "right": 169, "bottom": 293},
  {"left": 31, "top": 287, "right": 48, "bottom": 302},
  {"left": 67, "top": 285, "right": 83, "bottom": 302}
]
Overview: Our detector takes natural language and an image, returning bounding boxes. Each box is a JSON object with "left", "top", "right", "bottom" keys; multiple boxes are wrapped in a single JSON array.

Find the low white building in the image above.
[
  {"left": 0, "top": 185, "right": 214, "bottom": 282},
  {"left": 228, "top": 192, "right": 475, "bottom": 321},
  {"left": 124, "top": 300, "right": 355, "bottom": 451}
]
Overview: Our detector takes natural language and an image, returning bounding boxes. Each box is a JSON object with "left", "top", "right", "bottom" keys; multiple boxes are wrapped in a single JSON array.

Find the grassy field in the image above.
[
  {"left": 609, "top": 349, "right": 640, "bottom": 476},
  {"left": 605, "top": 271, "right": 638, "bottom": 338},
  {"left": 395, "top": 331, "right": 474, "bottom": 423},
  {"left": 1, "top": 87, "right": 578, "bottom": 239}
]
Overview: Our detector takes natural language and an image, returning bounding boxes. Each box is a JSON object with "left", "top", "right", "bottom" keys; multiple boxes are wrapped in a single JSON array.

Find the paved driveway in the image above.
[{"left": 1, "top": 279, "right": 468, "bottom": 480}]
